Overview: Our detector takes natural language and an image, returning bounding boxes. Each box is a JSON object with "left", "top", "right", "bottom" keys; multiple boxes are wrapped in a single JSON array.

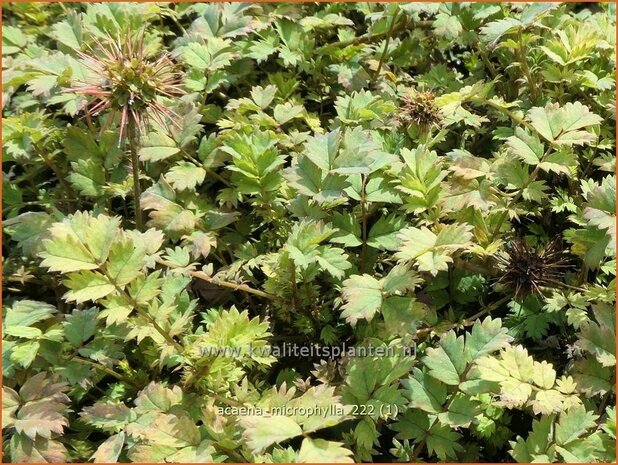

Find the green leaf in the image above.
[
  {"left": 141, "top": 178, "right": 197, "bottom": 237},
  {"left": 250, "top": 85, "right": 277, "bottom": 109},
  {"left": 575, "top": 302, "right": 616, "bottom": 367},
  {"left": 509, "top": 416, "right": 554, "bottom": 462},
  {"left": 572, "top": 356, "right": 613, "bottom": 396},
  {"left": 63, "top": 308, "right": 98, "bottom": 346},
  {"left": 297, "top": 438, "right": 353, "bottom": 463},
  {"left": 425, "top": 423, "right": 464, "bottom": 461},
  {"left": 367, "top": 214, "right": 406, "bottom": 251},
  {"left": 138, "top": 131, "right": 180, "bottom": 162},
  {"left": 528, "top": 102, "right": 602, "bottom": 146},
  {"left": 68, "top": 159, "right": 106, "bottom": 197},
  {"left": 315, "top": 245, "right": 351, "bottom": 279},
  {"left": 50, "top": 16, "right": 81, "bottom": 50},
  {"left": 401, "top": 368, "right": 447, "bottom": 414},
  {"left": 166, "top": 162, "right": 206, "bottom": 191},
  {"left": 81, "top": 402, "right": 136, "bottom": 432},
  {"left": 39, "top": 233, "right": 98, "bottom": 273},
  {"left": 507, "top": 127, "right": 544, "bottom": 165},
  {"left": 180, "top": 39, "right": 234, "bottom": 72},
  {"left": 422, "top": 331, "right": 466, "bottom": 385},
  {"left": 396, "top": 224, "right": 473, "bottom": 276},
  {"left": 92, "top": 432, "right": 125, "bottom": 463},
  {"left": 5, "top": 300, "right": 56, "bottom": 328},
  {"left": 106, "top": 237, "right": 147, "bottom": 287},
  {"left": 3, "top": 26, "right": 28, "bottom": 55},
  {"left": 303, "top": 130, "right": 341, "bottom": 171},
  {"left": 331, "top": 212, "right": 362, "bottom": 247},
  {"left": 583, "top": 174, "right": 616, "bottom": 250},
  {"left": 437, "top": 393, "right": 481, "bottom": 427},
  {"left": 128, "top": 413, "right": 200, "bottom": 448},
  {"left": 10, "top": 434, "right": 67, "bottom": 463},
  {"left": 340, "top": 274, "right": 383, "bottom": 325},
  {"left": 240, "top": 415, "right": 303, "bottom": 453},
  {"left": 479, "top": 18, "right": 521, "bottom": 46},
  {"left": 3, "top": 212, "right": 54, "bottom": 257},
  {"left": 63, "top": 271, "right": 116, "bottom": 304},
  {"left": 40, "top": 213, "right": 120, "bottom": 273},
  {"left": 555, "top": 405, "right": 598, "bottom": 445},
  {"left": 464, "top": 317, "right": 513, "bottom": 362}
]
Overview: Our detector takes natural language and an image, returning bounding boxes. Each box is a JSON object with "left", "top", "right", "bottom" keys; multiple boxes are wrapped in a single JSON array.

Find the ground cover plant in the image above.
[{"left": 2, "top": 2, "right": 616, "bottom": 463}]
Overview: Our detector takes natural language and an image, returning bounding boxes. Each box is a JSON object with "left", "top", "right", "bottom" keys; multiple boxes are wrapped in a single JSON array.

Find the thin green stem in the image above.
[
  {"left": 480, "top": 98, "right": 537, "bottom": 136},
  {"left": 517, "top": 28, "right": 538, "bottom": 105},
  {"left": 69, "top": 355, "right": 140, "bottom": 389},
  {"left": 316, "top": 18, "right": 432, "bottom": 55},
  {"left": 100, "top": 264, "right": 185, "bottom": 354},
  {"left": 359, "top": 175, "right": 369, "bottom": 273},
  {"left": 462, "top": 295, "right": 511, "bottom": 326},
  {"left": 34, "top": 144, "right": 75, "bottom": 211},
  {"left": 416, "top": 295, "right": 511, "bottom": 338},
  {"left": 490, "top": 148, "right": 549, "bottom": 239},
  {"left": 128, "top": 120, "right": 143, "bottom": 232},
  {"left": 290, "top": 261, "right": 301, "bottom": 310},
  {"left": 372, "top": 9, "right": 401, "bottom": 83},
  {"left": 156, "top": 257, "right": 280, "bottom": 301}
]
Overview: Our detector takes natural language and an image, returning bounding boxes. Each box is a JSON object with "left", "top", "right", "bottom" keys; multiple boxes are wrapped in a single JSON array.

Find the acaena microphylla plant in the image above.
[{"left": 66, "top": 28, "right": 183, "bottom": 229}]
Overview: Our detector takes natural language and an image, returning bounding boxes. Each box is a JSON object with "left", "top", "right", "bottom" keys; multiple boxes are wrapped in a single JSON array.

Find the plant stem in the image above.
[
  {"left": 290, "top": 261, "right": 301, "bottom": 310},
  {"left": 462, "top": 295, "right": 511, "bottom": 325},
  {"left": 490, "top": 148, "right": 549, "bottom": 239},
  {"left": 69, "top": 355, "right": 141, "bottom": 389},
  {"left": 359, "top": 175, "right": 369, "bottom": 273},
  {"left": 128, "top": 120, "right": 143, "bottom": 231},
  {"left": 34, "top": 144, "right": 75, "bottom": 212},
  {"left": 156, "top": 257, "right": 280, "bottom": 301},
  {"left": 101, "top": 264, "right": 185, "bottom": 354},
  {"left": 517, "top": 28, "right": 538, "bottom": 105},
  {"left": 410, "top": 435, "right": 427, "bottom": 462},
  {"left": 316, "top": 18, "right": 432, "bottom": 55},
  {"left": 480, "top": 98, "right": 537, "bottom": 136},
  {"left": 372, "top": 8, "right": 401, "bottom": 83},
  {"left": 453, "top": 257, "right": 497, "bottom": 276},
  {"left": 416, "top": 295, "right": 511, "bottom": 338}
]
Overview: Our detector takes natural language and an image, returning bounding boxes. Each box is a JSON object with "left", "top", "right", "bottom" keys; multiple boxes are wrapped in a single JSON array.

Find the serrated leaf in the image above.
[
  {"left": 297, "top": 438, "right": 353, "bottom": 463},
  {"left": 422, "top": 331, "right": 466, "bottom": 385},
  {"left": 92, "top": 432, "right": 125, "bottom": 463},
  {"left": 340, "top": 274, "right": 383, "bottom": 325},
  {"left": 106, "top": 237, "right": 147, "bottom": 287},
  {"left": 166, "top": 162, "right": 206, "bottom": 191},
  {"left": 465, "top": 317, "right": 513, "bottom": 362},
  {"left": 528, "top": 102, "right": 602, "bottom": 146},
  {"left": 63, "top": 308, "right": 98, "bottom": 346},
  {"left": 426, "top": 423, "right": 463, "bottom": 461},
  {"left": 63, "top": 271, "right": 115, "bottom": 303},
  {"left": 367, "top": 214, "right": 406, "bottom": 251},
  {"left": 555, "top": 405, "right": 598, "bottom": 445},
  {"left": 138, "top": 132, "right": 180, "bottom": 162},
  {"left": 81, "top": 402, "right": 135, "bottom": 432},
  {"left": 401, "top": 368, "right": 446, "bottom": 414},
  {"left": 10, "top": 434, "right": 67, "bottom": 463},
  {"left": 240, "top": 415, "right": 303, "bottom": 453},
  {"left": 437, "top": 393, "right": 481, "bottom": 427},
  {"left": 128, "top": 413, "right": 200, "bottom": 449},
  {"left": 396, "top": 224, "right": 472, "bottom": 276},
  {"left": 5, "top": 300, "right": 57, "bottom": 328}
]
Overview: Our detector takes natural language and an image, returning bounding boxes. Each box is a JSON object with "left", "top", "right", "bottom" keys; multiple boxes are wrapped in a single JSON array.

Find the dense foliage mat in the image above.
[{"left": 2, "top": 2, "right": 616, "bottom": 463}]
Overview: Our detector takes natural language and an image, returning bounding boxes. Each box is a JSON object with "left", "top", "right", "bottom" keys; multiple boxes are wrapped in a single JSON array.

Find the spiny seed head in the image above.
[
  {"left": 66, "top": 28, "right": 183, "bottom": 144},
  {"left": 495, "top": 237, "right": 572, "bottom": 299},
  {"left": 396, "top": 90, "right": 442, "bottom": 130}
]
